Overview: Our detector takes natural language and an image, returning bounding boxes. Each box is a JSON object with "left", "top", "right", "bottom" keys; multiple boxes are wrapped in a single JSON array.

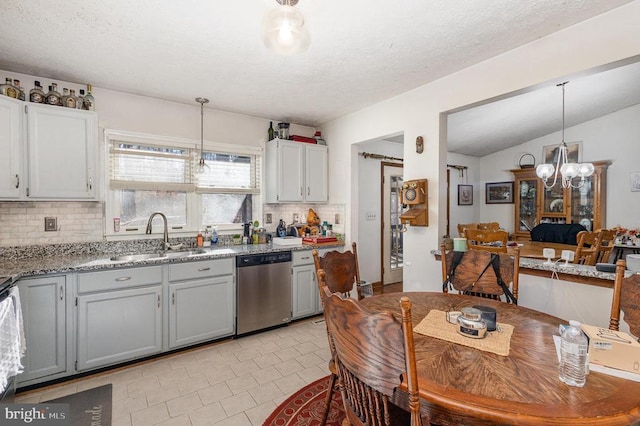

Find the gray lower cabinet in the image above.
[
  {"left": 292, "top": 250, "right": 325, "bottom": 319},
  {"left": 18, "top": 275, "right": 67, "bottom": 384},
  {"left": 168, "top": 258, "right": 234, "bottom": 349},
  {"left": 76, "top": 266, "right": 163, "bottom": 371}
]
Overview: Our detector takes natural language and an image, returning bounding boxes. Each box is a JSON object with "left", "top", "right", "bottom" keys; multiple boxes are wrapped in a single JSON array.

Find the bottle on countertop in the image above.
[
  {"left": 211, "top": 226, "right": 218, "bottom": 245},
  {"left": 276, "top": 219, "right": 286, "bottom": 238},
  {"left": 83, "top": 84, "right": 95, "bottom": 110},
  {"left": 559, "top": 320, "right": 588, "bottom": 387},
  {"left": 268, "top": 121, "right": 275, "bottom": 141},
  {"left": 196, "top": 230, "right": 204, "bottom": 247},
  {"left": 45, "top": 83, "right": 62, "bottom": 106},
  {"left": 29, "top": 81, "right": 45, "bottom": 103}
]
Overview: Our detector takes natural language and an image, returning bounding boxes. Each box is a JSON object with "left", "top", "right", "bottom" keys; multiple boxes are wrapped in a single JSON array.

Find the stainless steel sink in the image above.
[{"left": 110, "top": 253, "right": 165, "bottom": 262}]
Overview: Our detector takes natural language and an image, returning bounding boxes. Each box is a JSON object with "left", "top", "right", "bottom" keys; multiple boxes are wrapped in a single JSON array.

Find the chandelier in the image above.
[
  {"left": 195, "top": 97, "right": 210, "bottom": 175},
  {"left": 262, "top": 0, "right": 310, "bottom": 56},
  {"left": 535, "top": 82, "right": 594, "bottom": 189}
]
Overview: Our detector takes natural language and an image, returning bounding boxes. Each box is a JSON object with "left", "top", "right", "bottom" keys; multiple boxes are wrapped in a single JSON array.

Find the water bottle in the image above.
[{"left": 559, "top": 320, "right": 588, "bottom": 387}]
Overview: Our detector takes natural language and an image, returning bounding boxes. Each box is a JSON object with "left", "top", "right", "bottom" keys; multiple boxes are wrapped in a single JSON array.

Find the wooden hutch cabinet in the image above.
[{"left": 510, "top": 160, "right": 610, "bottom": 241}]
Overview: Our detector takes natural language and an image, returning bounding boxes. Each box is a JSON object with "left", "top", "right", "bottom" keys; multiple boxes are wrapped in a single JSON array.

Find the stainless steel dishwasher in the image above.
[{"left": 236, "top": 251, "right": 292, "bottom": 335}]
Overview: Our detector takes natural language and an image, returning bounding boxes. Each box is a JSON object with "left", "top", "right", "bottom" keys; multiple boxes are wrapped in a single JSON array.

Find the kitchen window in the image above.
[{"left": 105, "top": 130, "right": 261, "bottom": 237}]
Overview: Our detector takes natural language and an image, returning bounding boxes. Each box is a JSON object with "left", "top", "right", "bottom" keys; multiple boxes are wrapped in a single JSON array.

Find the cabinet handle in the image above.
[
  {"left": 172, "top": 292, "right": 175, "bottom": 305},
  {"left": 157, "top": 295, "right": 161, "bottom": 308},
  {"left": 115, "top": 276, "right": 131, "bottom": 281},
  {"left": 301, "top": 256, "right": 310, "bottom": 260},
  {"left": 15, "top": 174, "right": 19, "bottom": 189},
  {"left": 307, "top": 187, "right": 310, "bottom": 196},
  {"left": 198, "top": 267, "right": 211, "bottom": 272},
  {"left": 87, "top": 177, "right": 93, "bottom": 191},
  {"left": 60, "top": 285, "right": 64, "bottom": 300},
  {"left": 300, "top": 186, "right": 303, "bottom": 197}
]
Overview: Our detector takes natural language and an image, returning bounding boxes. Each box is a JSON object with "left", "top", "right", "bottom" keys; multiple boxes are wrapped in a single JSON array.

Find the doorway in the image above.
[{"left": 381, "top": 162, "right": 405, "bottom": 285}]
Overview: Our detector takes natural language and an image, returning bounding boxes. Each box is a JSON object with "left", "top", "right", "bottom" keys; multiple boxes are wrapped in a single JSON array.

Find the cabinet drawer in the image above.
[
  {"left": 292, "top": 250, "right": 315, "bottom": 266},
  {"left": 77, "top": 266, "right": 163, "bottom": 293},
  {"left": 168, "top": 258, "right": 234, "bottom": 282}
]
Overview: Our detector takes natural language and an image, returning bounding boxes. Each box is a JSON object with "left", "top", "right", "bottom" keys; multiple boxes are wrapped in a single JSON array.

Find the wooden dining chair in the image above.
[
  {"left": 574, "top": 230, "right": 600, "bottom": 266},
  {"left": 441, "top": 243, "right": 520, "bottom": 304},
  {"left": 464, "top": 229, "right": 508, "bottom": 253},
  {"left": 322, "top": 286, "right": 425, "bottom": 426},
  {"left": 314, "top": 269, "right": 341, "bottom": 425},
  {"left": 312, "top": 242, "right": 362, "bottom": 299},
  {"left": 478, "top": 221, "right": 501, "bottom": 232},
  {"left": 457, "top": 223, "right": 478, "bottom": 237},
  {"left": 594, "top": 229, "right": 617, "bottom": 264},
  {"left": 609, "top": 260, "right": 640, "bottom": 341}
]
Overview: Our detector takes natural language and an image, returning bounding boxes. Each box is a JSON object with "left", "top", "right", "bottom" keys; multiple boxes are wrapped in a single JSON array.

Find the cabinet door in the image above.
[
  {"left": 76, "top": 286, "right": 162, "bottom": 371},
  {"left": 26, "top": 104, "right": 96, "bottom": 199},
  {"left": 305, "top": 144, "right": 328, "bottom": 202},
  {"left": 292, "top": 264, "right": 318, "bottom": 319},
  {"left": 0, "top": 97, "right": 22, "bottom": 199},
  {"left": 19, "top": 276, "right": 66, "bottom": 383},
  {"left": 278, "top": 141, "right": 305, "bottom": 202},
  {"left": 516, "top": 178, "right": 539, "bottom": 233},
  {"left": 168, "top": 275, "right": 234, "bottom": 349}
]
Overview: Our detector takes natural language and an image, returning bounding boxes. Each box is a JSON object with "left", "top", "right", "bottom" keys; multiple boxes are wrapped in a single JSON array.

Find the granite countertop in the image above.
[
  {"left": 430, "top": 249, "right": 622, "bottom": 281},
  {"left": 0, "top": 240, "right": 344, "bottom": 282}
]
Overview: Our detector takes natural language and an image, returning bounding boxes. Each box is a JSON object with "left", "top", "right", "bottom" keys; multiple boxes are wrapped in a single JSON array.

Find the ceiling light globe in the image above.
[
  {"left": 536, "top": 164, "right": 555, "bottom": 180},
  {"left": 577, "top": 163, "right": 595, "bottom": 178},
  {"left": 262, "top": 5, "right": 310, "bottom": 55},
  {"left": 560, "top": 162, "right": 579, "bottom": 179}
]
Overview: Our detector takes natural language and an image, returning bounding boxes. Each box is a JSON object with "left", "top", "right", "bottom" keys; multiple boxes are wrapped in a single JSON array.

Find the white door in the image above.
[{"left": 382, "top": 163, "right": 404, "bottom": 285}]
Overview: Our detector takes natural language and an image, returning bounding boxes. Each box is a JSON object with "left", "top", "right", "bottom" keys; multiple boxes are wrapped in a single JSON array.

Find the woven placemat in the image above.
[{"left": 414, "top": 310, "right": 514, "bottom": 356}]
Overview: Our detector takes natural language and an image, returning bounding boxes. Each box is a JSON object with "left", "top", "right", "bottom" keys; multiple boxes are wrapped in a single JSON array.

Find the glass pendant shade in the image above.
[
  {"left": 195, "top": 97, "right": 210, "bottom": 175},
  {"left": 262, "top": 2, "right": 310, "bottom": 56}
]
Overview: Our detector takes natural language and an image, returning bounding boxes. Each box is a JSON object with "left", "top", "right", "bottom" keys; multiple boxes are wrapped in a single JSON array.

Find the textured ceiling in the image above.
[{"left": 0, "top": 0, "right": 634, "bottom": 143}]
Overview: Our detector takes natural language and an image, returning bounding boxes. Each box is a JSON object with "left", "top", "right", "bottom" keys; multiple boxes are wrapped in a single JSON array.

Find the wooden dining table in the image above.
[{"left": 359, "top": 292, "right": 640, "bottom": 425}]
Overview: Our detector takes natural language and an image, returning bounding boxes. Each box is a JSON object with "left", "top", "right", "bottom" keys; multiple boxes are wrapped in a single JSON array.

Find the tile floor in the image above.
[{"left": 15, "top": 317, "right": 332, "bottom": 425}]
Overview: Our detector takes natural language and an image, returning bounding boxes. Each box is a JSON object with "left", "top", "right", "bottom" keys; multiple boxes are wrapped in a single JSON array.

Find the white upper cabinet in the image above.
[
  {"left": 265, "top": 138, "right": 328, "bottom": 203},
  {"left": 0, "top": 96, "right": 22, "bottom": 198},
  {"left": 0, "top": 96, "right": 97, "bottom": 200}
]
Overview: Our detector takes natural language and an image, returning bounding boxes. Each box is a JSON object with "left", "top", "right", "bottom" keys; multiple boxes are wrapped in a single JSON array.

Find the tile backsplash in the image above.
[
  {"left": 0, "top": 201, "right": 104, "bottom": 247},
  {"left": 0, "top": 201, "right": 346, "bottom": 247}
]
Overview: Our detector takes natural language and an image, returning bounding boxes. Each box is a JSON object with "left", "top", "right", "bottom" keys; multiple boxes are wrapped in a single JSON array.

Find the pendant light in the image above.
[
  {"left": 262, "top": 0, "right": 310, "bottom": 56},
  {"left": 195, "top": 97, "right": 209, "bottom": 175},
  {"left": 535, "top": 82, "right": 594, "bottom": 189}
]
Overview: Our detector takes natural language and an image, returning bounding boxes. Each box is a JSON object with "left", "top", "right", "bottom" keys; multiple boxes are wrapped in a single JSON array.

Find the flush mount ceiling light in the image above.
[
  {"left": 195, "top": 97, "right": 210, "bottom": 175},
  {"left": 262, "top": 0, "right": 310, "bottom": 56},
  {"left": 536, "top": 82, "right": 594, "bottom": 189}
]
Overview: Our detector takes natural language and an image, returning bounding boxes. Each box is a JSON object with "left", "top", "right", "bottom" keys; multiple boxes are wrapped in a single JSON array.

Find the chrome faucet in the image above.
[{"left": 146, "top": 212, "right": 169, "bottom": 250}]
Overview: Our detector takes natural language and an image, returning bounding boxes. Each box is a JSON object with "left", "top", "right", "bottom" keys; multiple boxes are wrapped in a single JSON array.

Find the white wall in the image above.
[
  {"left": 479, "top": 103, "right": 640, "bottom": 233},
  {"left": 447, "top": 153, "right": 480, "bottom": 237},
  {"left": 321, "top": 2, "right": 640, "bottom": 292}
]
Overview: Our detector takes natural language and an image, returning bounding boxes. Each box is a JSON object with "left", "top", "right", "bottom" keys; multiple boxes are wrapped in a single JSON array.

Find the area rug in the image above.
[
  {"left": 43, "top": 384, "right": 112, "bottom": 426},
  {"left": 264, "top": 375, "right": 345, "bottom": 425}
]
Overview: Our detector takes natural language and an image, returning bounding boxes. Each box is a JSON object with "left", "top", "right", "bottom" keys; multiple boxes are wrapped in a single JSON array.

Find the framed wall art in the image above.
[
  {"left": 458, "top": 184, "right": 473, "bottom": 205},
  {"left": 631, "top": 171, "right": 640, "bottom": 192},
  {"left": 543, "top": 141, "right": 581, "bottom": 164},
  {"left": 486, "top": 181, "right": 514, "bottom": 204}
]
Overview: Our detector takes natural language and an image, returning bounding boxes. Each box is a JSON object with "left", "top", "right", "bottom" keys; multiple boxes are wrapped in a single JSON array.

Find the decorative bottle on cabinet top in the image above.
[
  {"left": 83, "top": 84, "right": 95, "bottom": 111},
  {"left": 29, "top": 81, "right": 45, "bottom": 103},
  {"left": 268, "top": 121, "right": 275, "bottom": 141}
]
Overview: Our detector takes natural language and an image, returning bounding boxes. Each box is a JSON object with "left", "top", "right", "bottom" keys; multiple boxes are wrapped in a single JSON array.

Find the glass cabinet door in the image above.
[
  {"left": 571, "top": 176, "right": 595, "bottom": 231},
  {"left": 542, "top": 183, "right": 565, "bottom": 218},
  {"left": 518, "top": 179, "right": 538, "bottom": 232}
]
